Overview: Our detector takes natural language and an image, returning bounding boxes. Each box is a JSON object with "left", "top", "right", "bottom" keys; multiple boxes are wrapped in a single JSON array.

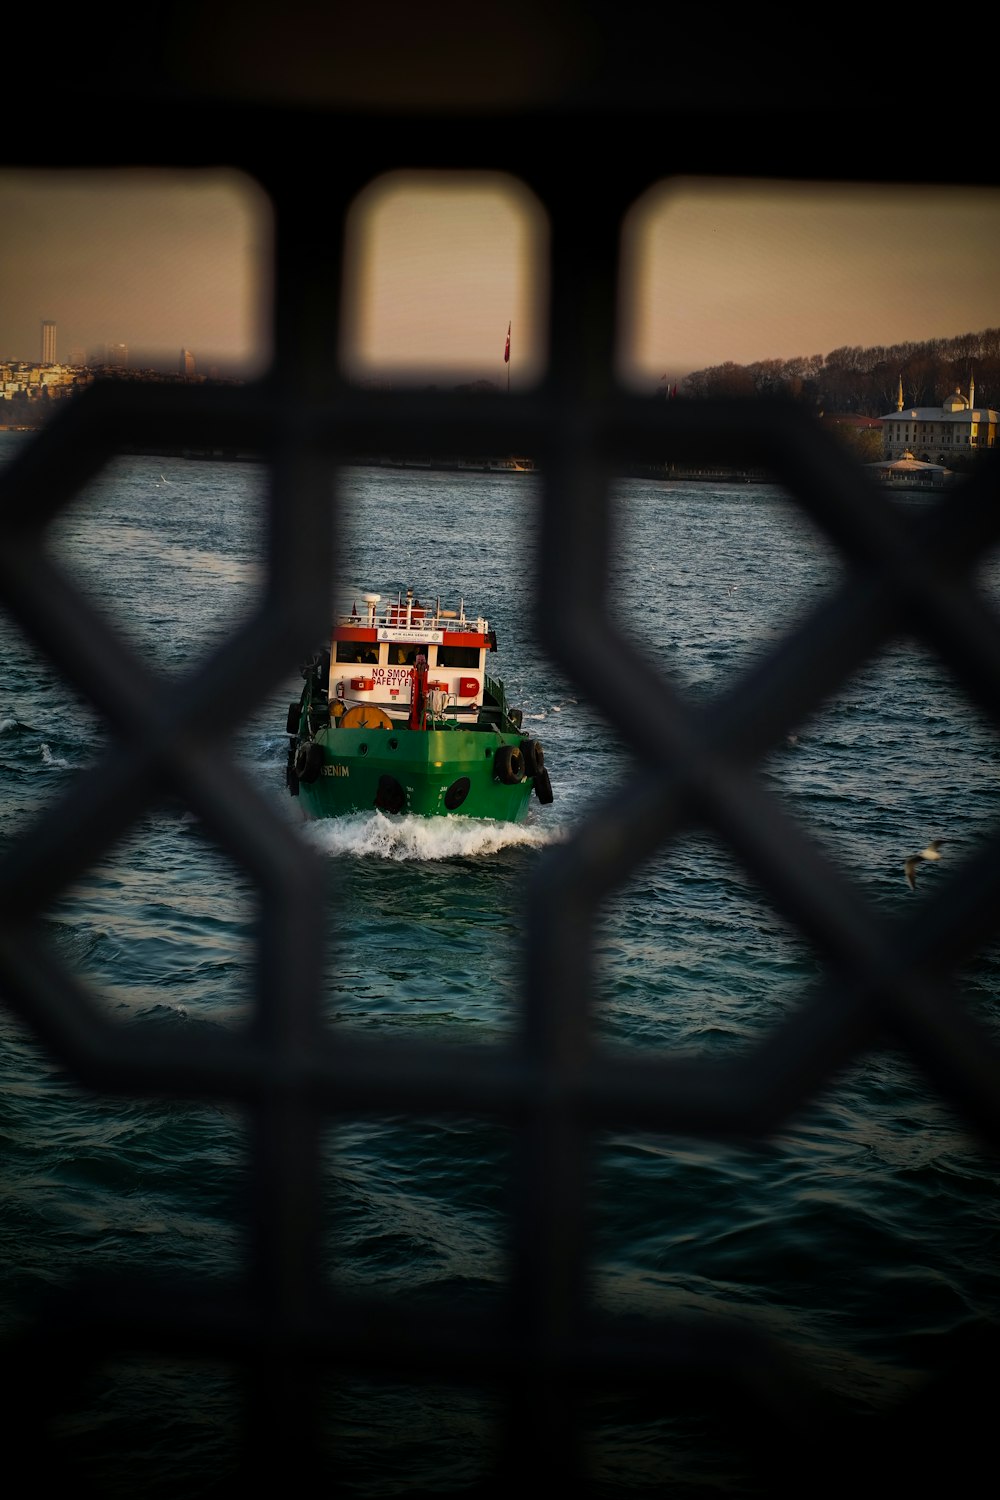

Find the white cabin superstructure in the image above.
[{"left": 327, "top": 588, "right": 495, "bottom": 723}]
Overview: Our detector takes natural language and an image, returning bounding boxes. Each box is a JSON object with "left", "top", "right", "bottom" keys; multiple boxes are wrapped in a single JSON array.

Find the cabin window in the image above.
[
  {"left": 438, "top": 645, "right": 480, "bottom": 668},
  {"left": 335, "top": 641, "right": 379, "bottom": 664},
  {"left": 389, "top": 642, "right": 424, "bottom": 666}
]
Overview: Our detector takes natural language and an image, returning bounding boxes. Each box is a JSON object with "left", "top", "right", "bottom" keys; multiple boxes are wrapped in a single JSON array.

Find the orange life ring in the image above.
[{"left": 339, "top": 704, "right": 394, "bottom": 730}]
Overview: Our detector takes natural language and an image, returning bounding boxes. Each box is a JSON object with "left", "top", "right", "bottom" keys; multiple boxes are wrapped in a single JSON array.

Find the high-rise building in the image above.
[
  {"left": 179, "top": 348, "right": 196, "bottom": 378},
  {"left": 41, "top": 320, "right": 56, "bottom": 364},
  {"left": 107, "top": 343, "right": 128, "bottom": 368}
]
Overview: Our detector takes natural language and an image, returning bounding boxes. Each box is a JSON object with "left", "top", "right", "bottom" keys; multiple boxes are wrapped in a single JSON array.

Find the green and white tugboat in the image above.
[{"left": 285, "top": 589, "right": 553, "bottom": 821}]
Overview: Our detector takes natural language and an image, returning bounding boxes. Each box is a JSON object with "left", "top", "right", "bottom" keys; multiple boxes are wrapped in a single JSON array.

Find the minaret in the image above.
[
  {"left": 969, "top": 368, "right": 975, "bottom": 409},
  {"left": 897, "top": 373, "right": 904, "bottom": 411}
]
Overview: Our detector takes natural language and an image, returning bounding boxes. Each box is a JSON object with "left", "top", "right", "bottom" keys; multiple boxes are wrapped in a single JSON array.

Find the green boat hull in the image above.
[{"left": 293, "top": 724, "right": 539, "bottom": 822}]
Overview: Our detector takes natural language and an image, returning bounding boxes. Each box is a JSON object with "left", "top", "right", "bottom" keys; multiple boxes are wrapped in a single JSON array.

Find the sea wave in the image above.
[{"left": 300, "top": 809, "right": 566, "bottom": 861}]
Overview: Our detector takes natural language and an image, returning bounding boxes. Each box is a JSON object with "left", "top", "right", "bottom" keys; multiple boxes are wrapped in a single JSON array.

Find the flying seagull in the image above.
[{"left": 904, "top": 839, "right": 944, "bottom": 891}]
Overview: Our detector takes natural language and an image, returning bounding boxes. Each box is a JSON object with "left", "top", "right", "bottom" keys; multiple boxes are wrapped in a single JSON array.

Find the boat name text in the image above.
[{"left": 378, "top": 628, "right": 444, "bottom": 643}]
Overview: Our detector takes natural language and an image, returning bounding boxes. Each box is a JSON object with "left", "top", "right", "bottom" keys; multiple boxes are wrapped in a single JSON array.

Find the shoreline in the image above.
[{"left": 0, "top": 428, "right": 968, "bottom": 489}]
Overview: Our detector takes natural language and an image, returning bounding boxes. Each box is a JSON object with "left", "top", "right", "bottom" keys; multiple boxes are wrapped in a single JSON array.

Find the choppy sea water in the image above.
[{"left": 1, "top": 431, "right": 999, "bottom": 1496}]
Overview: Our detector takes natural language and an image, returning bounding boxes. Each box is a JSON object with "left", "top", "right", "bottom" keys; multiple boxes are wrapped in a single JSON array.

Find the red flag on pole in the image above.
[{"left": 504, "top": 322, "right": 510, "bottom": 363}]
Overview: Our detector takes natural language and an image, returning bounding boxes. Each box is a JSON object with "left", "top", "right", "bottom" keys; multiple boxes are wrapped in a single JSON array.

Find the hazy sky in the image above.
[{"left": 2, "top": 168, "right": 999, "bottom": 388}]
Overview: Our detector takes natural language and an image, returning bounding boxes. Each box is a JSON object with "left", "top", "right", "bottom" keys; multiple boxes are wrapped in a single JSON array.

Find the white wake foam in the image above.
[
  {"left": 300, "top": 811, "right": 564, "bottom": 861},
  {"left": 40, "top": 742, "right": 70, "bottom": 769}
]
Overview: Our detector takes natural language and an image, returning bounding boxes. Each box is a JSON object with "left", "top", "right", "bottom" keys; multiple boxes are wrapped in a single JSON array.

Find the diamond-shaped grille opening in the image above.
[
  {"left": 0, "top": 167, "right": 272, "bottom": 384},
  {"left": 616, "top": 176, "right": 1000, "bottom": 398},
  {"left": 761, "top": 636, "right": 1000, "bottom": 898},
  {"left": 607, "top": 476, "right": 845, "bottom": 702},
  {"left": 45, "top": 817, "right": 258, "bottom": 1028},
  {"left": 581, "top": 1382, "right": 774, "bottom": 1499},
  {"left": 46, "top": 1358, "right": 242, "bottom": 1494},
  {"left": 313, "top": 838, "right": 536, "bottom": 1042},
  {"left": 0, "top": 626, "right": 105, "bottom": 847},
  {"left": 590, "top": 1051, "right": 1000, "bottom": 1380},
  {"left": 592, "top": 828, "right": 816, "bottom": 1056},
  {"left": 323, "top": 1115, "right": 512, "bottom": 1298},
  {"left": 45, "top": 454, "right": 268, "bottom": 678},
  {"left": 340, "top": 170, "right": 548, "bottom": 389},
  {"left": 318, "top": 1373, "right": 503, "bottom": 1492}
]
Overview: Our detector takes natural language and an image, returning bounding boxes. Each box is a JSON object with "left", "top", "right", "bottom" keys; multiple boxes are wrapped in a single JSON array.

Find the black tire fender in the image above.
[
  {"left": 285, "top": 747, "right": 300, "bottom": 796},
  {"left": 521, "top": 738, "right": 545, "bottom": 778},
  {"left": 533, "top": 766, "right": 554, "bottom": 804},
  {"left": 293, "top": 740, "right": 324, "bottom": 784},
  {"left": 494, "top": 744, "right": 525, "bottom": 785}
]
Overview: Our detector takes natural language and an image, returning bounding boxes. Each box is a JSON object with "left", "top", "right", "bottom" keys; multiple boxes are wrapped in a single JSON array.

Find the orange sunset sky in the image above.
[{"left": 1, "top": 168, "right": 999, "bottom": 389}]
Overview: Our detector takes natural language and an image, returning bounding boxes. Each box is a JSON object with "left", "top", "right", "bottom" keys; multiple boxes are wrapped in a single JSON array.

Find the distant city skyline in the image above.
[
  {"left": 0, "top": 170, "right": 268, "bottom": 378},
  {"left": 9, "top": 326, "right": 204, "bottom": 376},
  {"left": 2, "top": 169, "right": 1000, "bottom": 389}
]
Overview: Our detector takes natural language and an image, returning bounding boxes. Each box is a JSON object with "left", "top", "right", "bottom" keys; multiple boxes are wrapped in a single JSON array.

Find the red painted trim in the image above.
[
  {"left": 333, "top": 627, "right": 378, "bottom": 642},
  {"left": 443, "top": 632, "right": 486, "bottom": 648}
]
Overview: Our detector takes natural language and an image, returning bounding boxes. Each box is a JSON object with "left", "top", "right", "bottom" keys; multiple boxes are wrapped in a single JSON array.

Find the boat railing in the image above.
[
  {"left": 335, "top": 601, "right": 489, "bottom": 634},
  {"left": 483, "top": 672, "right": 521, "bottom": 728}
]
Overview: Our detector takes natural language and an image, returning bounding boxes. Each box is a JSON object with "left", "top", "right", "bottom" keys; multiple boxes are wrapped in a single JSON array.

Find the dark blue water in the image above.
[{"left": 2, "top": 431, "right": 999, "bottom": 1495}]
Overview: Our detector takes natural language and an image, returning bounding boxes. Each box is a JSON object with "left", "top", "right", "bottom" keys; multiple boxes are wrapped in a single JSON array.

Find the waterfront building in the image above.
[
  {"left": 881, "top": 373, "right": 998, "bottom": 463},
  {"left": 41, "top": 320, "right": 56, "bottom": 365},
  {"left": 0, "top": 360, "right": 85, "bottom": 408}
]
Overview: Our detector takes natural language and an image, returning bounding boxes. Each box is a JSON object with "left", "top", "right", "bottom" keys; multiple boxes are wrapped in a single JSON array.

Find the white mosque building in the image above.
[{"left": 880, "top": 372, "right": 998, "bottom": 464}]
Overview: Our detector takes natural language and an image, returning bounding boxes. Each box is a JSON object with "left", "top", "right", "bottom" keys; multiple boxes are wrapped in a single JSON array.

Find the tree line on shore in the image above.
[
  {"left": 3, "top": 326, "right": 997, "bottom": 434},
  {"left": 677, "top": 325, "right": 1000, "bottom": 415}
]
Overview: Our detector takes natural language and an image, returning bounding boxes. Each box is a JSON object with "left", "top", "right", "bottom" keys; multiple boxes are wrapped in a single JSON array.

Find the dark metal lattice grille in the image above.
[{"left": 2, "top": 111, "right": 1000, "bottom": 1495}]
